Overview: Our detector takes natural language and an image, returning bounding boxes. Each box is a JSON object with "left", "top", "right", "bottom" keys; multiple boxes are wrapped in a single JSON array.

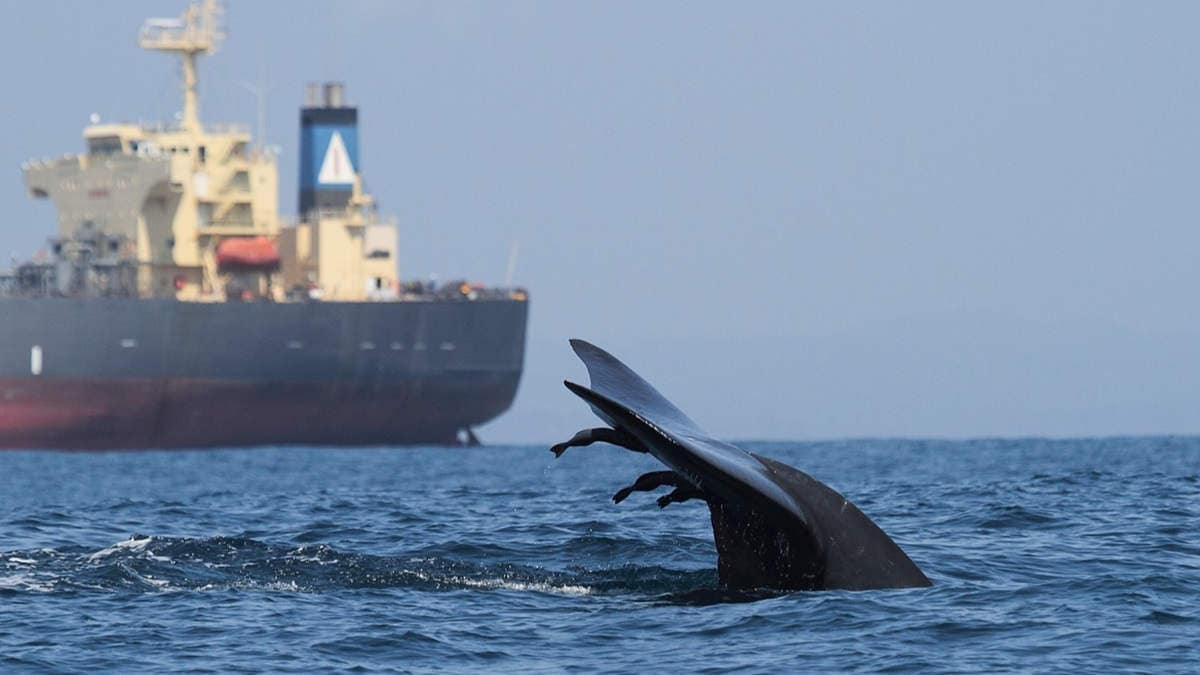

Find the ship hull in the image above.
[{"left": 0, "top": 298, "right": 527, "bottom": 449}]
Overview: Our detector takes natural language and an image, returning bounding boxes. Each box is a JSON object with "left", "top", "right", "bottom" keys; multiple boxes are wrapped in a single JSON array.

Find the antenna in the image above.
[
  {"left": 138, "top": 0, "right": 226, "bottom": 132},
  {"left": 234, "top": 73, "right": 270, "bottom": 147},
  {"left": 234, "top": 47, "right": 271, "bottom": 146},
  {"left": 505, "top": 242, "right": 520, "bottom": 287}
]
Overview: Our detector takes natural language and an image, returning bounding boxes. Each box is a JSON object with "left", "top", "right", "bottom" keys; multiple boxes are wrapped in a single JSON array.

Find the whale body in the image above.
[{"left": 552, "top": 339, "right": 931, "bottom": 592}]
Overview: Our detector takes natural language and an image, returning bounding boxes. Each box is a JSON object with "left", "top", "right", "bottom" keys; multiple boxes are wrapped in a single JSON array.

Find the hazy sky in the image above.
[{"left": 3, "top": 1, "right": 1199, "bottom": 442}]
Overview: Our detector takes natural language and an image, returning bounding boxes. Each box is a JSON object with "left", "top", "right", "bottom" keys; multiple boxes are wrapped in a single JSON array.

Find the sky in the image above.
[{"left": 2, "top": 1, "right": 1199, "bottom": 442}]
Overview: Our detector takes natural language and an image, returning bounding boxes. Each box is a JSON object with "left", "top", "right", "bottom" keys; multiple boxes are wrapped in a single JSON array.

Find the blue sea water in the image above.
[{"left": 1, "top": 438, "right": 1198, "bottom": 672}]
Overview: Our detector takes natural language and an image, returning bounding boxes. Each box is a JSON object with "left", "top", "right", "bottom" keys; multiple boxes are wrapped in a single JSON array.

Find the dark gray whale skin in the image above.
[{"left": 553, "top": 339, "right": 931, "bottom": 592}]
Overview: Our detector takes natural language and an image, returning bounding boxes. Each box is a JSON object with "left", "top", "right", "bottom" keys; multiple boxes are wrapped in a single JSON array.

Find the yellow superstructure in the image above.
[
  {"left": 21, "top": 0, "right": 397, "bottom": 303},
  {"left": 278, "top": 175, "right": 398, "bottom": 302}
]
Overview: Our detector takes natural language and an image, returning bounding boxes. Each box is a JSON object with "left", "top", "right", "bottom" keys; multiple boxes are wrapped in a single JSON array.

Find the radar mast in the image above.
[{"left": 138, "top": 0, "right": 225, "bottom": 132}]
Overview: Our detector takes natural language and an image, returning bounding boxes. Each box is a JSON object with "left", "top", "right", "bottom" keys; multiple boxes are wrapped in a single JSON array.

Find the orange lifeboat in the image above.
[{"left": 216, "top": 237, "right": 280, "bottom": 271}]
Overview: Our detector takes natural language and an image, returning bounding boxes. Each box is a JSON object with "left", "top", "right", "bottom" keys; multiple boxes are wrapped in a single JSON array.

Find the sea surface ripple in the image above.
[{"left": 1, "top": 438, "right": 1198, "bottom": 672}]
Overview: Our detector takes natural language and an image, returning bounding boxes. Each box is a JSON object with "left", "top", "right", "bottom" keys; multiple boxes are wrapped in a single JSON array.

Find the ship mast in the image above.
[{"left": 138, "top": 0, "right": 225, "bottom": 133}]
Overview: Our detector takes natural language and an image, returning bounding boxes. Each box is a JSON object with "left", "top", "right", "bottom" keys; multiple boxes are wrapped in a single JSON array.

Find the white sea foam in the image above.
[
  {"left": 197, "top": 580, "right": 302, "bottom": 593},
  {"left": 287, "top": 548, "right": 339, "bottom": 565},
  {"left": 0, "top": 573, "right": 55, "bottom": 593},
  {"left": 6, "top": 557, "right": 37, "bottom": 566},
  {"left": 87, "top": 536, "right": 152, "bottom": 562},
  {"left": 408, "top": 569, "right": 592, "bottom": 596},
  {"left": 289, "top": 554, "right": 339, "bottom": 564},
  {"left": 250, "top": 580, "right": 302, "bottom": 592},
  {"left": 138, "top": 575, "right": 171, "bottom": 589},
  {"left": 451, "top": 576, "right": 593, "bottom": 596}
]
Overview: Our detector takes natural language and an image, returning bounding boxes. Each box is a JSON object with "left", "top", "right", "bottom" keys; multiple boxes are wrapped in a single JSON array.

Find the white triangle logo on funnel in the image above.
[{"left": 317, "top": 131, "right": 355, "bottom": 184}]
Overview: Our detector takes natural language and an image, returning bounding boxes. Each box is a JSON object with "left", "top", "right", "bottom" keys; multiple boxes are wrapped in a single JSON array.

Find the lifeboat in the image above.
[{"left": 216, "top": 236, "right": 280, "bottom": 271}]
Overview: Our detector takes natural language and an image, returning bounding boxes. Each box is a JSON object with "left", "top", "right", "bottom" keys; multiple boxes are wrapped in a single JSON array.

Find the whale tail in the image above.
[{"left": 553, "top": 339, "right": 932, "bottom": 591}]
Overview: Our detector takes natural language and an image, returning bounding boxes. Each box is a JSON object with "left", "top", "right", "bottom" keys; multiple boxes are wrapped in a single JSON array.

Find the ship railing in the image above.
[
  {"left": 279, "top": 279, "right": 528, "bottom": 304},
  {"left": 78, "top": 119, "right": 252, "bottom": 135},
  {"left": 96, "top": 120, "right": 252, "bottom": 136},
  {"left": 205, "top": 123, "right": 251, "bottom": 135},
  {"left": 395, "top": 280, "right": 529, "bottom": 303}
]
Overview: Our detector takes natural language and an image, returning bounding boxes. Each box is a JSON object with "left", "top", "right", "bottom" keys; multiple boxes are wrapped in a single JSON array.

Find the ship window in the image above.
[
  {"left": 88, "top": 136, "right": 122, "bottom": 155},
  {"left": 229, "top": 171, "right": 251, "bottom": 191},
  {"left": 198, "top": 146, "right": 207, "bottom": 164},
  {"left": 366, "top": 249, "right": 391, "bottom": 259}
]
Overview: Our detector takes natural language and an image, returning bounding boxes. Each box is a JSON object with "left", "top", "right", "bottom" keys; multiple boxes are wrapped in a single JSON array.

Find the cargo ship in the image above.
[{"left": 0, "top": 1, "right": 528, "bottom": 449}]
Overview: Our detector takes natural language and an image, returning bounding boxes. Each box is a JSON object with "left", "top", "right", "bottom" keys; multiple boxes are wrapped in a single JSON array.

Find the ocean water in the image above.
[{"left": 1, "top": 437, "right": 1197, "bottom": 672}]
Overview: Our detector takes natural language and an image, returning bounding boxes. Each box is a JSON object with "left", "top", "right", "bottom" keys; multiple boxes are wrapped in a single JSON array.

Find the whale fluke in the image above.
[
  {"left": 656, "top": 485, "right": 705, "bottom": 509},
  {"left": 551, "top": 339, "right": 932, "bottom": 592},
  {"left": 612, "top": 470, "right": 681, "bottom": 504},
  {"left": 550, "top": 426, "right": 646, "bottom": 458}
]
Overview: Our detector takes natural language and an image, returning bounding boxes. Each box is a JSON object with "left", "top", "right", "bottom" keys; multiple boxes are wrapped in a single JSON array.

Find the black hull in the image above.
[{"left": 0, "top": 298, "right": 527, "bottom": 449}]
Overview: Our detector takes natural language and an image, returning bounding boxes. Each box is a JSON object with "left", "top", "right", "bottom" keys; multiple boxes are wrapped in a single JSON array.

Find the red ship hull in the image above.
[{"left": 0, "top": 375, "right": 518, "bottom": 449}]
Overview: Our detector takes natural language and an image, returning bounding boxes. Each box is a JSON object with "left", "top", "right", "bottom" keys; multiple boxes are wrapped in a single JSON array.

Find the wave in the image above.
[{"left": 0, "top": 534, "right": 717, "bottom": 598}]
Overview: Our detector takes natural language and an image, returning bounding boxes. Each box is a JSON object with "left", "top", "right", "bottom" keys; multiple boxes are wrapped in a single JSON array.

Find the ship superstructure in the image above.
[
  {"left": 19, "top": 0, "right": 402, "bottom": 304},
  {"left": 0, "top": 0, "right": 528, "bottom": 449}
]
